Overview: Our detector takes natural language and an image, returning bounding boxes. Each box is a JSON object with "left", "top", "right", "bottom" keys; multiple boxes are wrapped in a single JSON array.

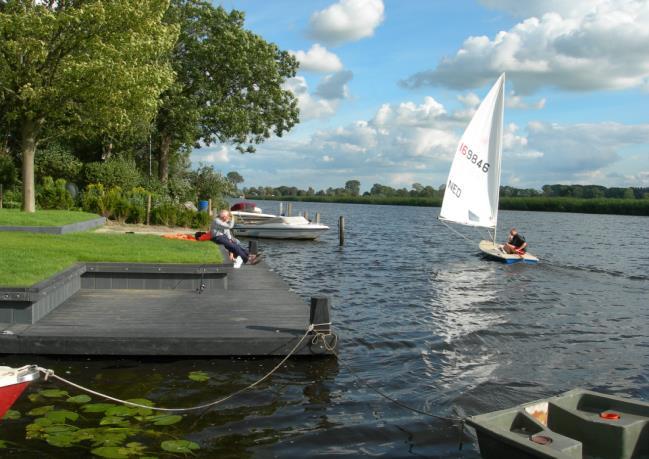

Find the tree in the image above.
[
  {"left": 189, "top": 164, "right": 234, "bottom": 201},
  {"left": 154, "top": 1, "right": 299, "bottom": 183},
  {"left": 227, "top": 171, "right": 244, "bottom": 189},
  {"left": 345, "top": 180, "right": 361, "bottom": 196},
  {"left": 0, "top": 0, "right": 177, "bottom": 211}
]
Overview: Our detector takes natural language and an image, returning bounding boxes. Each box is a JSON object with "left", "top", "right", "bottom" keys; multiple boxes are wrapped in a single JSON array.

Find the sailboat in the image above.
[{"left": 439, "top": 73, "right": 539, "bottom": 264}]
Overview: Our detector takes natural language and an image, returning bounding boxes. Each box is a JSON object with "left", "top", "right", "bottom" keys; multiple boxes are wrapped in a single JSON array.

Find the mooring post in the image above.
[
  {"left": 287, "top": 202, "right": 293, "bottom": 216},
  {"left": 338, "top": 216, "right": 345, "bottom": 245},
  {"left": 303, "top": 211, "right": 309, "bottom": 220},
  {"left": 279, "top": 202, "right": 283, "bottom": 216},
  {"left": 248, "top": 240, "right": 258, "bottom": 255},
  {"left": 315, "top": 212, "right": 320, "bottom": 224},
  {"left": 310, "top": 296, "right": 331, "bottom": 333},
  {"left": 146, "top": 194, "right": 152, "bottom": 225}
]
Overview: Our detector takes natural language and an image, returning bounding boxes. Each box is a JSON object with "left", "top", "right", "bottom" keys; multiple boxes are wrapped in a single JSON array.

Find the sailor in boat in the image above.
[
  {"left": 211, "top": 209, "right": 261, "bottom": 268},
  {"left": 502, "top": 228, "right": 527, "bottom": 255}
]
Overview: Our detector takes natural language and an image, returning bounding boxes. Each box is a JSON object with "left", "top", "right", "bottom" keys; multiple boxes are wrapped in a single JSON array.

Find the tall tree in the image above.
[
  {"left": 155, "top": 1, "right": 299, "bottom": 183},
  {"left": 0, "top": 0, "right": 177, "bottom": 211},
  {"left": 345, "top": 179, "right": 361, "bottom": 196}
]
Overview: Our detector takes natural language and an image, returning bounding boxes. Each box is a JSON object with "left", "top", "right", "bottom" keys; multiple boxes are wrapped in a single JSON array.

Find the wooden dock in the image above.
[{"left": 0, "top": 255, "right": 335, "bottom": 357}]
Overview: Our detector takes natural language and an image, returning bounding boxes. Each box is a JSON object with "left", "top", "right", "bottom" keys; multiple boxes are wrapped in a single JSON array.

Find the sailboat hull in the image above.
[{"left": 479, "top": 240, "right": 539, "bottom": 264}]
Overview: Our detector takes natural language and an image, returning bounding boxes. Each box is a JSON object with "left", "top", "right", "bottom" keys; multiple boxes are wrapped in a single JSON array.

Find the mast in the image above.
[{"left": 492, "top": 73, "right": 505, "bottom": 246}]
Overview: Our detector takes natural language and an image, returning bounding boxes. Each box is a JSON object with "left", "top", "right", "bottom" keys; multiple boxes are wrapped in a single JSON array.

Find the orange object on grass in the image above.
[{"left": 161, "top": 233, "right": 198, "bottom": 241}]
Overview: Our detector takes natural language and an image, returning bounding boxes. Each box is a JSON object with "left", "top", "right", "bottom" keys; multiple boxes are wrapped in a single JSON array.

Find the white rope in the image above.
[
  {"left": 438, "top": 219, "right": 478, "bottom": 249},
  {"left": 36, "top": 324, "right": 316, "bottom": 413}
]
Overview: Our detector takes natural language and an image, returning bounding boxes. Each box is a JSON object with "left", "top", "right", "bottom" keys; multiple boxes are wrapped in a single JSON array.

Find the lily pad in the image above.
[
  {"left": 45, "top": 431, "right": 76, "bottom": 447},
  {"left": 160, "top": 439, "right": 200, "bottom": 453},
  {"left": 147, "top": 414, "right": 182, "bottom": 426},
  {"left": 106, "top": 405, "right": 141, "bottom": 418},
  {"left": 99, "top": 416, "right": 131, "bottom": 427},
  {"left": 2, "top": 409, "right": 21, "bottom": 420},
  {"left": 90, "top": 446, "right": 130, "bottom": 458},
  {"left": 45, "top": 410, "right": 79, "bottom": 423},
  {"left": 83, "top": 403, "right": 118, "bottom": 413},
  {"left": 28, "top": 405, "right": 54, "bottom": 416},
  {"left": 67, "top": 394, "right": 92, "bottom": 404},
  {"left": 34, "top": 417, "right": 55, "bottom": 426},
  {"left": 39, "top": 389, "right": 70, "bottom": 399},
  {"left": 188, "top": 371, "right": 210, "bottom": 382}
]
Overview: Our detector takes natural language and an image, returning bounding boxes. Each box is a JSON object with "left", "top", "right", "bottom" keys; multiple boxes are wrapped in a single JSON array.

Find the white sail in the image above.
[{"left": 439, "top": 73, "right": 505, "bottom": 230}]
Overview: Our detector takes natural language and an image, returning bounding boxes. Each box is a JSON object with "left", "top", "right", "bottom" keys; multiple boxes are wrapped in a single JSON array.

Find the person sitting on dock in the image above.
[
  {"left": 211, "top": 210, "right": 260, "bottom": 268},
  {"left": 503, "top": 228, "right": 527, "bottom": 255}
]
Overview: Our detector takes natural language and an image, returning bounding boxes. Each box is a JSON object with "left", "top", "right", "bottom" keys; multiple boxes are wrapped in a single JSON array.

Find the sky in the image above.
[{"left": 191, "top": 0, "right": 649, "bottom": 192}]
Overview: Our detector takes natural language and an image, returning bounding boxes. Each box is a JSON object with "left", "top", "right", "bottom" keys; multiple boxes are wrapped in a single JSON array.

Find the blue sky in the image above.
[{"left": 192, "top": 0, "right": 649, "bottom": 192}]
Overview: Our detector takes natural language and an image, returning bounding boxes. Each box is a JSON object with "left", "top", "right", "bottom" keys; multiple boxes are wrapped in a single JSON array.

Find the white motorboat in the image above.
[{"left": 230, "top": 202, "right": 329, "bottom": 240}]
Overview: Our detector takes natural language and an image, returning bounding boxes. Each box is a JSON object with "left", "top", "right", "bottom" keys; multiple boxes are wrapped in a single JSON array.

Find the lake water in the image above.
[{"left": 2, "top": 201, "right": 649, "bottom": 458}]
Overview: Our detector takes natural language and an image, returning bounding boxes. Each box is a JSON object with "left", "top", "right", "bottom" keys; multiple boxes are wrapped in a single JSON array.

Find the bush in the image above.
[
  {"left": 1, "top": 187, "right": 22, "bottom": 208},
  {"left": 192, "top": 211, "right": 211, "bottom": 229},
  {"left": 82, "top": 157, "right": 142, "bottom": 189},
  {"left": 175, "top": 208, "right": 194, "bottom": 228},
  {"left": 81, "top": 183, "right": 109, "bottom": 216},
  {"left": 151, "top": 201, "right": 178, "bottom": 227},
  {"left": 125, "top": 187, "right": 151, "bottom": 224},
  {"left": 105, "top": 187, "right": 130, "bottom": 223},
  {"left": 37, "top": 177, "right": 74, "bottom": 210},
  {"left": 0, "top": 155, "right": 18, "bottom": 187},
  {"left": 35, "top": 144, "right": 82, "bottom": 182}
]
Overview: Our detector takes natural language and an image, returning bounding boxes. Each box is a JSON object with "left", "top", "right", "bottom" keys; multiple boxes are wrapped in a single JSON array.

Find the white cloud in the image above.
[
  {"left": 315, "top": 70, "right": 354, "bottom": 99},
  {"left": 290, "top": 44, "right": 343, "bottom": 73},
  {"left": 283, "top": 76, "right": 339, "bottom": 120},
  {"left": 401, "top": 0, "right": 649, "bottom": 94},
  {"left": 198, "top": 145, "right": 230, "bottom": 164},
  {"left": 308, "top": 0, "right": 385, "bottom": 46},
  {"left": 506, "top": 92, "right": 546, "bottom": 109},
  {"left": 479, "top": 0, "right": 600, "bottom": 18}
]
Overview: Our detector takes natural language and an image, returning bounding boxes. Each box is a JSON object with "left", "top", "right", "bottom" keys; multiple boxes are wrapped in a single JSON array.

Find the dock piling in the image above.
[
  {"left": 287, "top": 202, "right": 293, "bottom": 217},
  {"left": 310, "top": 296, "right": 331, "bottom": 333},
  {"left": 248, "top": 240, "right": 258, "bottom": 255},
  {"left": 146, "top": 194, "right": 152, "bottom": 225},
  {"left": 338, "top": 216, "right": 345, "bottom": 246},
  {"left": 315, "top": 212, "right": 320, "bottom": 224}
]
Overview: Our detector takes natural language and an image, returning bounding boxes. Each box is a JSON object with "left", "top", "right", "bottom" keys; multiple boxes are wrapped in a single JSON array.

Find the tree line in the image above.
[
  {"left": 0, "top": 0, "right": 298, "bottom": 212},
  {"left": 243, "top": 181, "right": 649, "bottom": 200}
]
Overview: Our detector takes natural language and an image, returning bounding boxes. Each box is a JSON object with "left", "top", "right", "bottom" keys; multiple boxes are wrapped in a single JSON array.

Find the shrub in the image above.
[
  {"left": 0, "top": 155, "right": 18, "bottom": 187},
  {"left": 175, "top": 208, "right": 194, "bottom": 228},
  {"left": 192, "top": 211, "right": 211, "bottom": 229},
  {"left": 105, "top": 187, "right": 130, "bottom": 223},
  {"left": 1, "top": 187, "right": 22, "bottom": 208},
  {"left": 35, "top": 144, "right": 82, "bottom": 182},
  {"left": 37, "top": 177, "right": 74, "bottom": 210},
  {"left": 151, "top": 201, "right": 178, "bottom": 227},
  {"left": 125, "top": 187, "right": 150, "bottom": 224},
  {"left": 82, "top": 157, "right": 142, "bottom": 189},
  {"left": 81, "top": 183, "right": 109, "bottom": 216}
]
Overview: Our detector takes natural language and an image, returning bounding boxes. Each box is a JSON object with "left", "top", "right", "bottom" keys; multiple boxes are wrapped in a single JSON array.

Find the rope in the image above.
[
  {"left": 438, "top": 219, "right": 479, "bottom": 250},
  {"left": 36, "top": 324, "right": 315, "bottom": 413},
  {"left": 310, "top": 331, "right": 463, "bottom": 425}
]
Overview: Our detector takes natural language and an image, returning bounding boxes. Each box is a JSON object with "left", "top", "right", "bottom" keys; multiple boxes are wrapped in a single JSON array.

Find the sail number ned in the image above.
[{"left": 458, "top": 143, "right": 490, "bottom": 173}]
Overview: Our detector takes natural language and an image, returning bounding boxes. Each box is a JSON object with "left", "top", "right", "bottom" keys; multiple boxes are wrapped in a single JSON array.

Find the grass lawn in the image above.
[
  {"left": 0, "top": 209, "right": 102, "bottom": 226},
  {"left": 0, "top": 231, "right": 222, "bottom": 287}
]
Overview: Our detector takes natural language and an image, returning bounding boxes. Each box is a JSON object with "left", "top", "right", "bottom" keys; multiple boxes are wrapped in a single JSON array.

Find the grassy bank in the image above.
[
  {"left": 252, "top": 196, "right": 649, "bottom": 216},
  {"left": 0, "top": 232, "right": 220, "bottom": 287},
  {"left": 0, "top": 209, "right": 102, "bottom": 226}
]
